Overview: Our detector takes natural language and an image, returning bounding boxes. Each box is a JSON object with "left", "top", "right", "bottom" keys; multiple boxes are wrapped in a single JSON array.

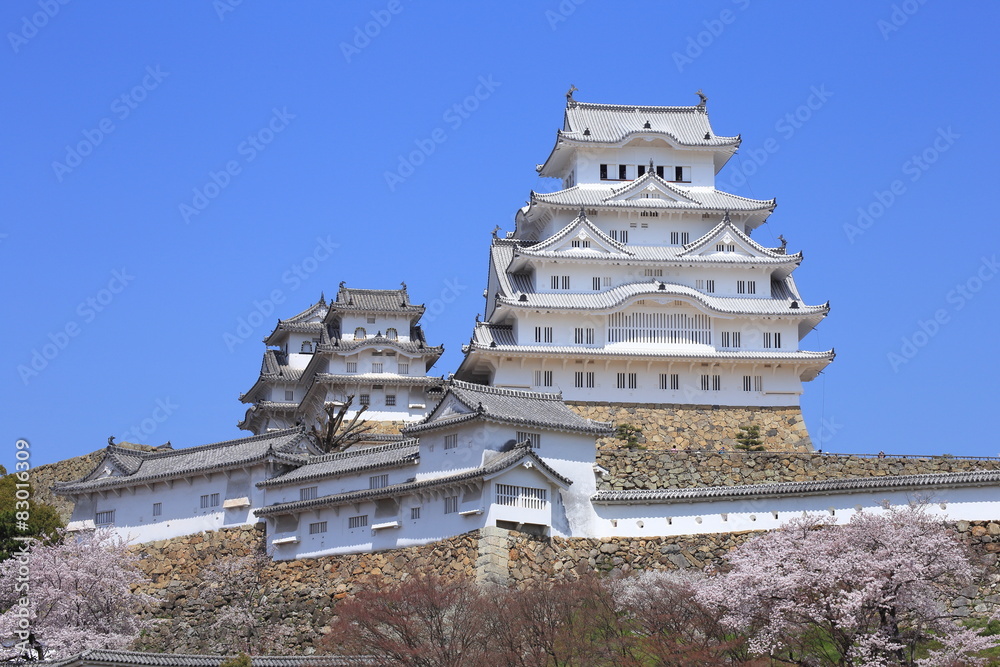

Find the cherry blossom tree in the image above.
[
  {"left": 699, "top": 504, "right": 999, "bottom": 666},
  {"left": 0, "top": 528, "right": 155, "bottom": 660}
]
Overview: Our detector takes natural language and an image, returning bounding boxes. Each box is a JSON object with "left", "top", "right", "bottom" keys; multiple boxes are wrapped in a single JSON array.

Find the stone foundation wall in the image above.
[
  {"left": 597, "top": 449, "right": 1000, "bottom": 490},
  {"left": 132, "top": 526, "right": 480, "bottom": 654},
  {"left": 566, "top": 402, "right": 813, "bottom": 452}
]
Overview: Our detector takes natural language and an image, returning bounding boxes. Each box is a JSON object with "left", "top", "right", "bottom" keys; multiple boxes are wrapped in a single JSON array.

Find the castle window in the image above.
[
  {"left": 398, "top": 362, "right": 409, "bottom": 374},
  {"left": 386, "top": 328, "right": 398, "bottom": 340},
  {"left": 550, "top": 275, "right": 570, "bottom": 290},
  {"left": 516, "top": 432, "right": 541, "bottom": 448},
  {"left": 370, "top": 474, "right": 389, "bottom": 490},
  {"left": 444, "top": 434, "right": 458, "bottom": 450},
  {"left": 670, "top": 231, "right": 690, "bottom": 245},
  {"left": 674, "top": 166, "right": 691, "bottom": 182},
  {"left": 534, "top": 370, "right": 553, "bottom": 387},
  {"left": 348, "top": 515, "right": 368, "bottom": 529},
  {"left": 410, "top": 507, "right": 421, "bottom": 520},
  {"left": 619, "top": 164, "right": 628, "bottom": 180},
  {"left": 616, "top": 372, "right": 638, "bottom": 389},
  {"left": 600, "top": 164, "right": 608, "bottom": 180},
  {"left": 643, "top": 268, "right": 663, "bottom": 277},
  {"left": 743, "top": 375, "right": 763, "bottom": 392},
  {"left": 300, "top": 486, "right": 318, "bottom": 501},
  {"left": 701, "top": 374, "right": 722, "bottom": 391},
  {"left": 737, "top": 280, "right": 756, "bottom": 295},
  {"left": 660, "top": 373, "right": 680, "bottom": 390},
  {"left": 95, "top": 510, "right": 115, "bottom": 526},
  {"left": 309, "top": 521, "right": 327, "bottom": 534},
  {"left": 720, "top": 331, "right": 741, "bottom": 348},
  {"left": 637, "top": 164, "right": 646, "bottom": 177},
  {"left": 764, "top": 332, "right": 782, "bottom": 349},
  {"left": 284, "top": 390, "right": 294, "bottom": 401},
  {"left": 535, "top": 326, "right": 553, "bottom": 343},
  {"left": 354, "top": 327, "right": 366, "bottom": 340},
  {"left": 610, "top": 230, "right": 628, "bottom": 243},
  {"left": 607, "top": 311, "right": 712, "bottom": 345},
  {"left": 372, "top": 362, "right": 384, "bottom": 373},
  {"left": 346, "top": 362, "right": 358, "bottom": 373},
  {"left": 152, "top": 502, "right": 162, "bottom": 517},
  {"left": 367, "top": 316, "right": 376, "bottom": 324},
  {"left": 444, "top": 496, "right": 459, "bottom": 514},
  {"left": 359, "top": 394, "right": 370, "bottom": 406},
  {"left": 706, "top": 280, "right": 715, "bottom": 293},
  {"left": 496, "top": 484, "right": 547, "bottom": 509},
  {"left": 603, "top": 276, "right": 611, "bottom": 287},
  {"left": 385, "top": 394, "right": 396, "bottom": 406},
  {"left": 656, "top": 165, "right": 665, "bottom": 178},
  {"left": 574, "top": 371, "right": 595, "bottom": 388},
  {"left": 300, "top": 341, "right": 313, "bottom": 353},
  {"left": 716, "top": 243, "right": 736, "bottom": 252},
  {"left": 200, "top": 493, "right": 220, "bottom": 509},
  {"left": 592, "top": 277, "right": 601, "bottom": 291},
  {"left": 574, "top": 327, "right": 594, "bottom": 345}
]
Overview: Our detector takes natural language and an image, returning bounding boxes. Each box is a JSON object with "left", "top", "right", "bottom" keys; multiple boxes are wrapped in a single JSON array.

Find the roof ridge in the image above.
[
  {"left": 309, "top": 438, "right": 419, "bottom": 462},
  {"left": 138, "top": 427, "right": 306, "bottom": 460},
  {"left": 449, "top": 378, "right": 563, "bottom": 401}
]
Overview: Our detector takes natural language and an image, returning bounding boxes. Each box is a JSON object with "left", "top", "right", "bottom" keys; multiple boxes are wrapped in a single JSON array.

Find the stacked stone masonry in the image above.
[
  {"left": 567, "top": 402, "right": 814, "bottom": 452},
  {"left": 596, "top": 449, "right": 1000, "bottom": 491}
]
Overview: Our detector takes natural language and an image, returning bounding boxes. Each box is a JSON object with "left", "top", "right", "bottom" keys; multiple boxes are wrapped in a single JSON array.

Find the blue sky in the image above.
[{"left": 3, "top": 1, "right": 999, "bottom": 470}]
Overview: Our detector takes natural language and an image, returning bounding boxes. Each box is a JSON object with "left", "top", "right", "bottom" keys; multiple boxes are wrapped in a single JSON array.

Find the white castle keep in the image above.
[{"left": 58, "top": 93, "right": 1000, "bottom": 560}]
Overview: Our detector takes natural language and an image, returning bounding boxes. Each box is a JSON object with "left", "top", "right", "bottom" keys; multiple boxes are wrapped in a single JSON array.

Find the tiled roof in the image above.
[
  {"left": 496, "top": 280, "right": 829, "bottom": 319},
  {"left": 591, "top": 470, "right": 1000, "bottom": 504},
  {"left": 561, "top": 102, "right": 738, "bottom": 147},
  {"left": 55, "top": 429, "right": 310, "bottom": 494},
  {"left": 259, "top": 440, "right": 420, "bottom": 488},
  {"left": 680, "top": 216, "right": 784, "bottom": 258},
  {"left": 331, "top": 285, "right": 424, "bottom": 313},
  {"left": 531, "top": 183, "right": 773, "bottom": 212},
  {"left": 320, "top": 336, "right": 444, "bottom": 356},
  {"left": 50, "top": 649, "right": 368, "bottom": 667},
  {"left": 313, "top": 373, "right": 443, "bottom": 387},
  {"left": 403, "top": 380, "right": 614, "bottom": 436},
  {"left": 255, "top": 442, "right": 571, "bottom": 517},
  {"left": 528, "top": 210, "right": 627, "bottom": 253},
  {"left": 263, "top": 299, "right": 329, "bottom": 345}
]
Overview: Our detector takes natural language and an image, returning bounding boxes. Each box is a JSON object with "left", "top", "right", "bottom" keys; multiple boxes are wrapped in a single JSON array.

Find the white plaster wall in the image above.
[
  {"left": 490, "top": 358, "right": 805, "bottom": 406},
  {"left": 571, "top": 145, "right": 717, "bottom": 187},
  {"left": 591, "top": 485, "right": 1000, "bottom": 539},
  {"left": 73, "top": 463, "right": 270, "bottom": 544}
]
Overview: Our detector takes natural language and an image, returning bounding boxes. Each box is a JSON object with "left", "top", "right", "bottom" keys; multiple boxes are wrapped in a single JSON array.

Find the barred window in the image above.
[
  {"left": 444, "top": 434, "right": 458, "bottom": 450},
  {"left": 309, "top": 521, "right": 327, "bottom": 534},
  {"left": 385, "top": 328, "right": 398, "bottom": 340},
  {"left": 372, "top": 362, "right": 384, "bottom": 373},
  {"left": 95, "top": 510, "right": 115, "bottom": 526},
  {"left": 496, "top": 484, "right": 547, "bottom": 509},
  {"left": 410, "top": 507, "right": 421, "bottom": 520},
  {"left": 659, "top": 373, "right": 680, "bottom": 390},
  {"left": 743, "top": 375, "right": 763, "bottom": 392},
  {"left": 152, "top": 502, "right": 162, "bottom": 517},
  {"left": 534, "top": 370, "right": 553, "bottom": 387},
  {"left": 516, "top": 432, "right": 541, "bottom": 448},
  {"left": 200, "top": 493, "right": 220, "bottom": 508},
  {"left": 398, "top": 362, "right": 409, "bottom": 374},
  {"left": 444, "top": 496, "right": 459, "bottom": 514},
  {"left": 346, "top": 361, "right": 358, "bottom": 373},
  {"left": 348, "top": 515, "right": 368, "bottom": 529},
  {"left": 300, "top": 486, "right": 318, "bottom": 501},
  {"left": 385, "top": 394, "right": 396, "bottom": 406},
  {"left": 574, "top": 371, "right": 595, "bottom": 388}
]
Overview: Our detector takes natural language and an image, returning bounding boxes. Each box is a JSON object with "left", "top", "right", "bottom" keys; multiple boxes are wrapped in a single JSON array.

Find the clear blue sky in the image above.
[{"left": 3, "top": 1, "right": 999, "bottom": 470}]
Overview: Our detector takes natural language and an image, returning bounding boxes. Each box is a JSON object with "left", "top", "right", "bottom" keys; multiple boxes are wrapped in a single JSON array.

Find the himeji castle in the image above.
[
  {"left": 238, "top": 283, "right": 445, "bottom": 434},
  {"left": 456, "top": 90, "right": 834, "bottom": 415},
  {"left": 63, "top": 92, "right": 1000, "bottom": 562}
]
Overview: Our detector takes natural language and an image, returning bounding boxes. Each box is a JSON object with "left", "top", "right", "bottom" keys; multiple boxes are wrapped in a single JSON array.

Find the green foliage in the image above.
[
  {"left": 615, "top": 424, "right": 644, "bottom": 449},
  {"left": 219, "top": 653, "right": 252, "bottom": 667},
  {"left": 734, "top": 424, "right": 765, "bottom": 451},
  {"left": 0, "top": 465, "right": 65, "bottom": 561}
]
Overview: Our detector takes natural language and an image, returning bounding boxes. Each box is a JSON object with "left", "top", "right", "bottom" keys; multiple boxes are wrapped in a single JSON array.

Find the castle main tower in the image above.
[{"left": 456, "top": 91, "right": 833, "bottom": 450}]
